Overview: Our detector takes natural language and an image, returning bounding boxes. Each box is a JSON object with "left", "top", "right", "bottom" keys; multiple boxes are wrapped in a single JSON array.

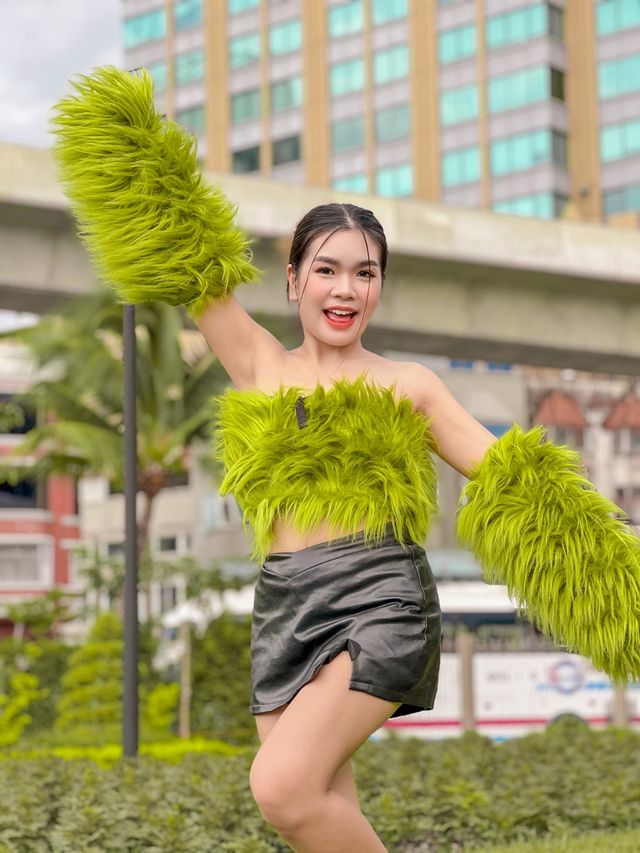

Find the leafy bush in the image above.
[{"left": 0, "top": 719, "right": 639, "bottom": 851}]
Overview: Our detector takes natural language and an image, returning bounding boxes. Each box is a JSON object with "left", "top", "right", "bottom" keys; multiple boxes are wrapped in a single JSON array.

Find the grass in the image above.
[{"left": 478, "top": 828, "right": 640, "bottom": 852}]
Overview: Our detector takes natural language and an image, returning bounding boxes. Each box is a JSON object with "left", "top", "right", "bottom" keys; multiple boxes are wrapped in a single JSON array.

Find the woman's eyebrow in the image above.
[{"left": 314, "top": 255, "right": 379, "bottom": 268}]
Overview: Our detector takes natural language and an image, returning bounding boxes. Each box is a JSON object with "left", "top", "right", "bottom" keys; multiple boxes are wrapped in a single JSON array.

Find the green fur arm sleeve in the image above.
[
  {"left": 50, "top": 66, "right": 262, "bottom": 319},
  {"left": 456, "top": 423, "right": 640, "bottom": 682}
]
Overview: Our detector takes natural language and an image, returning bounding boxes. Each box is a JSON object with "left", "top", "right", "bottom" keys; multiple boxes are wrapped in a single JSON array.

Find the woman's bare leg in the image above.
[
  {"left": 254, "top": 705, "right": 360, "bottom": 810},
  {"left": 250, "top": 651, "right": 401, "bottom": 852}
]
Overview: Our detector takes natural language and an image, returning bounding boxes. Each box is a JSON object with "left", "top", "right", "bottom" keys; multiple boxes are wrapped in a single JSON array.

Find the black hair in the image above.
[{"left": 285, "top": 203, "right": 387, "bottom": 305}]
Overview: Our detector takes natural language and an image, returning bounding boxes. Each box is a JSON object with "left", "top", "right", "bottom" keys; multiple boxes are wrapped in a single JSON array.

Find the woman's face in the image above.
[{"left": 287, "top": 228, "right": 382, "bottom": 343}]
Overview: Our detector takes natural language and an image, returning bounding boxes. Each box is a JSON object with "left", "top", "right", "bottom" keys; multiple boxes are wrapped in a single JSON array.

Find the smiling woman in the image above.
[{"left": 50, "top": 65, "right": 640, "bottom": 853}]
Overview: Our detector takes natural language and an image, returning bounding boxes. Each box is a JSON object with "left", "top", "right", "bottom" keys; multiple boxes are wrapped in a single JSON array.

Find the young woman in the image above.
[
  {"left": 195, "top": 201, "right": 497, "bottom": 851},
  {"left": 52, "top": 66, "right": 640, "bottom": 853}
]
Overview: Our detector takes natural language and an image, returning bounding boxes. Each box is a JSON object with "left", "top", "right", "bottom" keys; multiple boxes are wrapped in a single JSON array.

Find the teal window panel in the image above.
[
  {"left": 372, "top": 0, "right": 408, "bottom": 25},
  {"left": 330, "top": 58, "right": 365, "bottom": 96},
  {"left": 490, "top": 129, "right": 568, "bottom": 175},
  {"left": 230, "top": 89, "right": 261, "bottom": 122},
  {"left": 601, "top": 118, "right": 640, "bottom": 161},
  {"left": 486, "top": 3, "right": 549, "bottom": 49},
  {"left": 493, "top": 192, "right": 567, "bottom": 218},
  {"left": 450, "top": 359, "right": 473, "bottom": 369},
  {"left": 598, "top": 53, "right": 640, "bottom": 99},
  {"left": 229, "top": 0, "right": 259, "bottom": 13},
  {"left": 176, "top": 105, "right": 205, "bottom": 134},
  {"left": 146, "top": 61, "right": 167, "bottom": 93},
  {"left": 333, "top": 174, "right": 368, "bottom": 192},
  {"left": 331, "top": 116, "right": 365, "bottom": 153},
  {"left": 487, "top": 363, "right": 512, "bottom": 371},
  {"left": 603, "top": 183, "right": 640, "bottom": 215},
  {"left": 273, "top": 134, "right": 301, "bottom": 165},
  {"left": 229, "top": 32, "right": 260, "bottom": 68},
  {"left": 374, "top": 44, "right": 410, "bottom": 84},
  {"left": 329, "top": 0, "right": 363, "bottom": 38},
  {"left": 270, "top": 19, "right": 302, "bottom": 55},
  {"left": 442, "top": 146, "right": 481, "bottom": 187},
  {"left": 175, "top": 0, "right": 202, "bottom": 30},
  {"left": 376, "top": 163, "right": 413, "bottom": 196},
  {"left": 488, "top": 66, "right": 550, "bottom": 113},
  {"left": 375, "top": 103, "right": 410, "bottom": 142},
  {"left": 596, "top": 0, "right": 640, "bottom": 36},
  {"left": 439, "top": 24, "right": 476, "bottom": 64},
  {"left": 123, "top": 10, "right": 165, "bottom": 48},
  {"left": 233, "top": 146, "right": 260, "bottom": 173},
  {"left": 175, "top": 49, "right": 205, "bottom": 85},
  {"left": 440, "top": 84, "right": 478, "bottom": 126},
  {"left": 271, "top": 77, "right": 303, "bottom": 112}
]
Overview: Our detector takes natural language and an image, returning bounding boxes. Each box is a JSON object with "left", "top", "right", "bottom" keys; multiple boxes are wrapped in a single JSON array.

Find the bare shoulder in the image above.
[{"left": 384, "top": 360, "right": 444, "bottom": 410}]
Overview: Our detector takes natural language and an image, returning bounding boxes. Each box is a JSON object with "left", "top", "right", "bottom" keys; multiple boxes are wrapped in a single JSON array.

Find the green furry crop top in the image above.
[{"left": 211, "top": 373, "right": 440, "bottom": 565}]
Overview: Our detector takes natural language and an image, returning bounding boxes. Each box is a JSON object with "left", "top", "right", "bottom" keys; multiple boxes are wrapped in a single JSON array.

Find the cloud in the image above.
[{"left": 0, "top": 0, "right": 122, "bottom": 147}]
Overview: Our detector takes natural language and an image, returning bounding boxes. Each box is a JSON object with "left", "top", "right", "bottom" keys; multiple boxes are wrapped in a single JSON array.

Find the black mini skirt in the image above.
[{"left": 250, "top": 522, "right": 442, "bottom": 719}]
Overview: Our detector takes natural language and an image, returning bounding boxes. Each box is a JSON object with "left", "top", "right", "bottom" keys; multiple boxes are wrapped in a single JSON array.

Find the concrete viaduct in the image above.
[{"left": 1, "top": 142, "right": 639, "bottom": 374}]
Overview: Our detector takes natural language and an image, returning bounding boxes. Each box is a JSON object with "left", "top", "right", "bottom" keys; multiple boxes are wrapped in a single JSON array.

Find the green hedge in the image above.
[{"left": 0, "top": 720, "right": 638, "bottom": 851}]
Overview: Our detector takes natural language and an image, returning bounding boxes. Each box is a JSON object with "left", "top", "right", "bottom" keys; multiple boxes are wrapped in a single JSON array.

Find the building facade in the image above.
[{"left": 121, "top": 0, "right": 640, "bottom": 223}]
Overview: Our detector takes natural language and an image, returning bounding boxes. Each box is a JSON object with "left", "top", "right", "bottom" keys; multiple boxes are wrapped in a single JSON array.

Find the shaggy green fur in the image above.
[
  {"left": 50, "top": 66, "right": 262, "bottom": 319},
  {"left": 456, "top": 423, "right": 640, "bottom": 682},
  {"left": 211, "top": 373, "right": 441, "bottom": 565}
]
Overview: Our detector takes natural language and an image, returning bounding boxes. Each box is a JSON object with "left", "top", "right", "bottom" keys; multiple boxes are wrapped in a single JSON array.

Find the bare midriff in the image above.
[{"left": 269, "top": 514, "right": 371, "bottom": 554}]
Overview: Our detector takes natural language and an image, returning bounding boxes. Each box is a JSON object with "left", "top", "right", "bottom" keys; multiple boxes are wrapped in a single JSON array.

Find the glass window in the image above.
[
  {"left": 229, "top": 0, "right": 259, "bottom": 13},
  {"left": 549, "top": 4, "right": 564, "bottom": 40},
  {"left": 596, "top": 0, "right": 640, "bottom": 36},
  {"left": 376, "top": 163, "right": 412, "bottom": 196},
  {"left": 603, "top": 183, "right": 640, "bottom": 215},
  {"left": 273, "top": 134, "right": 301, "bottom": 165},
  {"left": 333, "top": 174, "right": 368, "bottom": 192},
  {"left": 329, "top": 1, "right": 363, "bottom": 38},
  {"left": 598, "top": 53, "right": 640, "bottom": 99},
  {"left": 271, "top": 77, "right": 303, "bottom": 112},
  {"left": 490, "top": 129, "right": 567, "bottom": 175},
  {"left": 372, "top": 0, "right": 408, "bottom": 25},
  {"left": 123, "top": 10, "right": 165, "bottom": 49},
  {"left": 176, "top": 105, "right": 205, "bottom": 134},
  {"left": 229, "top": 32, "right": 260, "bottom": 68},
  {"left": 600, "top": 118, "right": 640, "bottom": 162},
  {"left": 442, "top": 146, "right": 481, "bottom": 186},
  {"left": 550, "top": 67, "right": 565, "bottom": 100},
  {"left": 146, "top": 61, "right": 167, "bottom": 93},
  {"left": 374, "top": 44, "right": 409, "bottom": 84},
  {"left": 331, "top": 116, "right": 365, "bottom": 153},
  {"left": 233, "top": 145, "right": 260, "bottom": 173},
  {"left": 486, "top": 3, "right": 555, "bottom": 49},
  {"left": 489, "top": 66, "right": 555, "bottom": 113},
  {"left": 230, "top": 89, "right": 261, "bottom": 122},
  {"left": 375, "top": 103, "right": 410, "bottom": 142},
  {"left": 330, "top": 58, "right": 365, "bottom": 96},
  {"left": 270, "top": 19, "right": 302, "bottom": 55},
  {"left": 175, "top": 49, "right": 205, "bottom": 85},
  {"left": 439, "top": 24, "right": 476, "bottom": 64},
  {"left": 493, "top": 192, "right": 568, "bottom": 218},
  {"left": 440, "top": 84, "right": 478, "bottom": 126},
  {"left": 175, "top": 0, "right": 202, "bottom": 30}
]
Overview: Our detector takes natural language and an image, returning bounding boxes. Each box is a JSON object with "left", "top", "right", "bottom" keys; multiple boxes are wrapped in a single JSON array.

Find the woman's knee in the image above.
[{"left": 249, "top": 752, "right": 315, "bottom": 831}]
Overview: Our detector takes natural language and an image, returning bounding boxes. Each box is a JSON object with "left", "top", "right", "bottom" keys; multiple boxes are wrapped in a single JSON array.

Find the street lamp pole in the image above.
[{"left": 123, "top": 303, "right": 139, "bottom": 756}]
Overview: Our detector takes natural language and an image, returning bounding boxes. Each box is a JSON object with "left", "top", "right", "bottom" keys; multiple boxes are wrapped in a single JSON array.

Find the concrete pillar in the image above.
[{"left": 456, "top": 630, "right": 476, "bottom": 732}]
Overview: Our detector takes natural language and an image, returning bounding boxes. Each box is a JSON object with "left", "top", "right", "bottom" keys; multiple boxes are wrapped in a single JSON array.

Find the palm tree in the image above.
[{"left": 0, "top": 288, "right": 232, "bottom": 620}]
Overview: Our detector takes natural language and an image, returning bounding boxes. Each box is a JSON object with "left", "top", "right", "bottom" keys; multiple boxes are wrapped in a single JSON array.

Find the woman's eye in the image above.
[{"left": 315, "top": 267, "right": 374, "bottom": 277}]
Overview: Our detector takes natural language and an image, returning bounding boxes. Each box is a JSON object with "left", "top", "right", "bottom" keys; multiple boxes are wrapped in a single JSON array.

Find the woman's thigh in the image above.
[{"left": 252, "top": 678, "right": 362, "bottom": 808}]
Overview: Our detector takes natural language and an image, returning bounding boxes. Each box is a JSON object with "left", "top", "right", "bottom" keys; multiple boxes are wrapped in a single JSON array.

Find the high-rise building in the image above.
[{"left": 121, "top": 0, "right": 640, "bottom": 223}]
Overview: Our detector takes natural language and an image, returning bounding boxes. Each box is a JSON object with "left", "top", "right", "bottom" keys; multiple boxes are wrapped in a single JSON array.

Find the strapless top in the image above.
[{"left": 210, "top": 372, "right": 441, "bottom": 564}]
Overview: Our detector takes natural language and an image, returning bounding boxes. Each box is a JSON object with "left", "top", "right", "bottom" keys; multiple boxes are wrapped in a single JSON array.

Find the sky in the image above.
[
  {"left": 0, "top": 1, "right": 122, "bottom": 331},
  {"left": 0, "top": 0, "right": 122, "bottom": 149}
]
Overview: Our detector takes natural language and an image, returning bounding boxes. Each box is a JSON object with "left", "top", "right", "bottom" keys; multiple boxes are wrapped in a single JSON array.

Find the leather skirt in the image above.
[{"left": 250, "top": 522, "right": 442, "bottom": 719}]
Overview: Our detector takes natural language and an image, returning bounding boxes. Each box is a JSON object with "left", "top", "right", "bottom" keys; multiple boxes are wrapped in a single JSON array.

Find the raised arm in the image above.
[
  {"left": 51, "top": 65, "right": 274, "bottom": 386},
  {"left": 193, "top": 295, "right": 284, "bottom": 387}
]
